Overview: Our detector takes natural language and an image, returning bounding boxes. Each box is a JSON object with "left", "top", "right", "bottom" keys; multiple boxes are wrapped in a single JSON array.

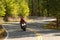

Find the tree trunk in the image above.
[
  {"left": 56, "top": 17, "right": 59, "bottom": 29},
  {"left": 47, "top": 0, "right": 49, "bottom": 17},
  {"left": 3, "top": 14, "right": 9, "bottom": 22}
]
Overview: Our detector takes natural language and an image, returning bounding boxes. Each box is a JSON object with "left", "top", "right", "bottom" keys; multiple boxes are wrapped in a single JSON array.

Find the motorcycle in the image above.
[{"left": 21, "top": 23, "right": 27, "bottom": 31}]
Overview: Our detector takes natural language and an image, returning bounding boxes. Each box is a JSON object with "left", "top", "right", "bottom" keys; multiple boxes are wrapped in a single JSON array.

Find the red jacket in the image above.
[{"left": 20, "top": 18, "right": 26, "bottom": 24}]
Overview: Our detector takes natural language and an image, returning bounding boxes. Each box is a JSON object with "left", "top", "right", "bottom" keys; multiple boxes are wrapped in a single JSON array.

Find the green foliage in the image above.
[
  {"left": 28, "top": 0, "right": 60, "bottom": 17},
  {"left": 4, "top": 0, "right": 19, "bottom": 18},
  {"left": 0, "top": 0, "right": 60, "bottom": 21},
  {"left": 0, "top": 1, "right": 5, "bottom": 17},
  {"left": 48, "top": 0, "right": 60, "bottom": 18},
  {"left": 8, "top": 3, "right": 19, "bottom": 18},
  {"left": 4, "top": 0, "right": 29, "bottom": 18},
  {"left": 18, "top": 0, "right": 29, "bottom": 17},
  {"left": 0, "top": 0, "right": 30, "bottom": 18}
]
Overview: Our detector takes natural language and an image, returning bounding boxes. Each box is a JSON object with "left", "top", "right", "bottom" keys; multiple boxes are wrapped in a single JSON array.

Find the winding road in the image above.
[{"left": 2, "top": 17, "right": 60, "bottom": 40}]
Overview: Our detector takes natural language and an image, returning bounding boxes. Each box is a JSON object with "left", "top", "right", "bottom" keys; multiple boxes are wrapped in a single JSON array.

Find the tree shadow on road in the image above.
[
  {"left": 28, "top": 22, "right": 60, "bottom": 36},
  {"left": 3, "top": 23, "right": 36, "bottom": 39},
  {"left": 8, "top": 29, "right": 36, "bottom": 38},
  {"left": 3, "top": 22, "right": 60, "bottom": 39}
]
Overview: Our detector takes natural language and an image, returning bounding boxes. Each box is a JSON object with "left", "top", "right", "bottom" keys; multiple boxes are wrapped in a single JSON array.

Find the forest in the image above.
[{"left": 0, "top": 0, "right": 60, "bottom": 28}]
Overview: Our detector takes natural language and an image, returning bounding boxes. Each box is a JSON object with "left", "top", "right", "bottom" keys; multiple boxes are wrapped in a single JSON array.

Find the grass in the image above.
[
  {"left": 0, "top": 29, "right": 7, "bottom": 38},
  {"left": 0, "top": 22, "right": 7, "bottom": 39}
]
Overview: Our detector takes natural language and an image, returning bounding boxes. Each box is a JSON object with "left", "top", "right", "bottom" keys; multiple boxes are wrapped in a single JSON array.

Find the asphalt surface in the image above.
[{"left": 2, "top": 17, "right": 60, "bottom": 40}]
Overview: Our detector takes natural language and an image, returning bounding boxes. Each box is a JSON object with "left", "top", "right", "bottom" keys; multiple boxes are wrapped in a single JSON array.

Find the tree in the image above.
[
  {"left": 18, "top": 0, "right": 29, "bottom": 18},
  {"left": 48, "top": 0, "right": 60, "bottom": 28},
  {"left": 0, "top": 0, "right": 5, "bottom": 17},
  {"left": 3, "top": 0, "right": 19, "bottom": 21}
]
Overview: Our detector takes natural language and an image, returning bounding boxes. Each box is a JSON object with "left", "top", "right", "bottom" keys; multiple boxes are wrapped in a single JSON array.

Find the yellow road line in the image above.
[{"left": 27, "top": 28, "right": 42, "bottom": 40}]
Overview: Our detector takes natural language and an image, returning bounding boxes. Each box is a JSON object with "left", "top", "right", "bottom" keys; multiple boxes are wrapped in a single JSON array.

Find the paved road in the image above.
[{"left": 2, "top": 17, "right": 60, "bottom": 40}]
